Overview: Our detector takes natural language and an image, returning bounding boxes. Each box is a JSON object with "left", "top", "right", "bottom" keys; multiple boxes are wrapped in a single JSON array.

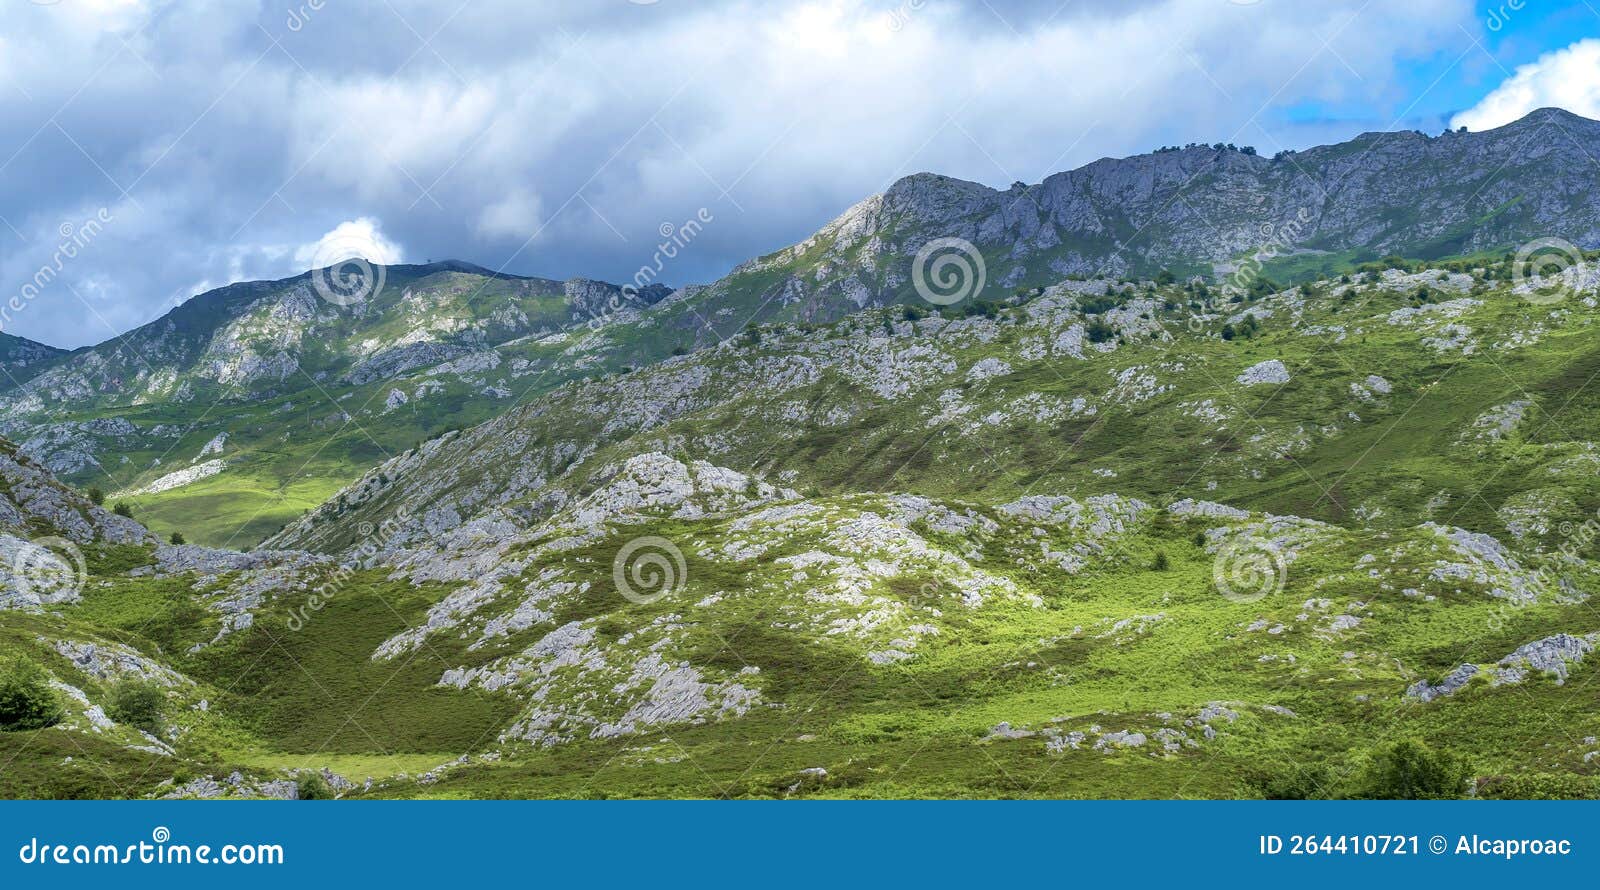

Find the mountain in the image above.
[
  {"left": 4, "top": 254, "right": 1600, "bottom": 799},
  {"left": 0, "top": 261, "right": 679, "bottom": 544},
  {"left": 651, "top": 107, "right": 1600, "bottom": 341},
  {"left": 0, "top": 332, "right": 67, "bottom": 386},
  {"left": 11, "top": 108, "right": 1600, "bottom": 548},
  {"left": 271, "top": 257, "right": 1600, "bottom": 565},
  {"left": 7, "top": 109, "right": 1600, "bottom": 799}
]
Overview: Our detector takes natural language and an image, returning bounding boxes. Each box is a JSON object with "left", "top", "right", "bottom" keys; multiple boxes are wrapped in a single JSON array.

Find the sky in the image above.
[{"left": 0, "top": 0, "right": 1597, "bottom": 349}]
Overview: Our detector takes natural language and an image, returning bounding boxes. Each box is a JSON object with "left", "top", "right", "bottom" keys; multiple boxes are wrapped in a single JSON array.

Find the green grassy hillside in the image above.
[{"left": 6, "top": 255, "right": 1600, "bottom": 799}]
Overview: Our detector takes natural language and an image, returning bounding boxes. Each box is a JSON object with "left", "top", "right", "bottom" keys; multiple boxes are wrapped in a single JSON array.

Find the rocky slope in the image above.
[
  {"left": 651, "top": 107, "right": 1600, "bottom": 342},
  {"left": 0, "top": 262, "right": 678, "bottom": 544},
  {"left": 21, "top": 255, "right": 1599, "bottom": 800},
  {"left": 0, "top": 332, "right": 66, "bottom": 387},
  {"left": 4, "top": 433, "right": 1598, "bottom": 799},
  {"left": 269, "top": 258, "right": 1600, "bottom": 571},
  {"left": 8, "top": 109, "right": 1600, "bottom": 799},
  {"left": 10, "top": 109, "right": 1600, "bottom": 549}
]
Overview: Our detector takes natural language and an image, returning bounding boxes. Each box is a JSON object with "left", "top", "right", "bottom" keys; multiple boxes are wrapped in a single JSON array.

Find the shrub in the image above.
[
  {"left": 112, "top": 502, "right": 134, "bottom": 518},
  {"left": 1085, "top": 319, "right": 1116, "bottom": 343},
  {"left": 168, "top": 532, "right": 186, "bottom": 545},
  {"left": 1477, "top": 773, "right": 1600, "bottom": 800},
  {"left": 961, "top": 299, "right": 1002, "bottom": 319},
  {"left": 0, "top": 657, "right": 63, "bottom": 731},
  {"left": 1349, "top": 738, "right": 1472, "bottom": 800},
  {"left": 1151, "top": 551, "right": 1170, "bottom": 571},
  {"left": 296, "top": 772, "right": 335, "bottom": 800},
  {"left": 1078, "top": 295, "right": 1120, "bottom": 315},
  {"left": 87, "top": 486, "right": 105, "bottom": 506},
  {"left": 106, "top": 680, "right": 166, "bottom": 735},
  {"left": 1250, "top": 763, "right": 1332, "bottom": 800}
]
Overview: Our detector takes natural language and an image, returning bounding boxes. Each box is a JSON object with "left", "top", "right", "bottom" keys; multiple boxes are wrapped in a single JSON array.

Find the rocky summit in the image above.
[{"left": 4, "top": 109, "right": 1600, "bottom": 799}]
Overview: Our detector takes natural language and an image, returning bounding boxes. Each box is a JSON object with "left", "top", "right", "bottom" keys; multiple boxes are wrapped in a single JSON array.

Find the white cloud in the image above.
[
  {"left": 293, "top": 218, "right": 405, "bottom": 271},
  {"left": 1452, "top": 39, "right": 1600, "bottom": 131}
]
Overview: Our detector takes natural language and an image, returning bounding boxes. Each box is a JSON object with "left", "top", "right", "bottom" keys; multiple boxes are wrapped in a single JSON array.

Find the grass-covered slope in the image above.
[
  {"left": 0, "top": 263, "right": 687, "bottom": 547},
  {"left": 7, "top": 254, "right": 1600, "bottom": 799},
  {"left": 4, "top": 450, "right": 1597, "bottom": 799},
  {"left": 274, "top": 256, "right": 1600, "bottom": 561}
]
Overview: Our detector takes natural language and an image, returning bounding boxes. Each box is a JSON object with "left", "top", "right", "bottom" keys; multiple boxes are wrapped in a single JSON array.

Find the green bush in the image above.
[
  {"left": 112, "top": 502, "right": 134, "bottom": 518},
  {"left": 1249, "top": 763, "right": 1332, "bottom": 800},
  {"left": 106, "top": 679, "right": 166, "bottom": 735},
  {"left": 87, "top": 486, "right": 105, "bottom": 506},
  {"left": 1349, "top": 738, "right": 1472, "bottom": 800},
  {"left": 0, "top": 657, "right": 64, "bottom": 731},
  {"left": 296, "top": 772, "right": 335, "bottom": 800},
  {"left": 169, "top": 532, "right": 186, "bottom": 545}
]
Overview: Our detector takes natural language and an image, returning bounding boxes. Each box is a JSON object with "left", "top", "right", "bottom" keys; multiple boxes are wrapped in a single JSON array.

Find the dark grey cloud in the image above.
[{"left": 0, "top": 0, "right": 1475, "bottom": 347}]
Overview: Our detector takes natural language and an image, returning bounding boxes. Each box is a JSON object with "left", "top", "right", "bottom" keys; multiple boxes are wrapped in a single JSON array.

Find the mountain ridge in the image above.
[{"left": 7, "top": 106, "right": 1600, "bottom": 548}]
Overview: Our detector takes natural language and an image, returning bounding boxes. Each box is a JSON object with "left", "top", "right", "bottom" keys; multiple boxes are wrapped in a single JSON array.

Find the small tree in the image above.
[
  {"left": 1351, "top": 738, "right": 1472, "bottom": 800},
  {"left": 112, "top": 502, "right": 134, "bottom": 518},
  {"left": 87, "top": 486, "right": 105, "bottom": 506},
  {"left": 106, "top": 679, "right": 166, "bottom": 735},
  {"left": 169, "top": 532, "right": 186, "bottom": 545},
  {"left": 1151, "top": 551, "right": 1170, "bottom": 571},
  {"left": 0, "top": 657, "right": 63, "bottom": 731}
]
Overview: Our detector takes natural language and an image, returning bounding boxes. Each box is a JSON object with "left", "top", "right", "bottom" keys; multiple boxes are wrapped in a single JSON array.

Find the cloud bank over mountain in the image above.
[
  {"left": 0, "top": 0, "right": 1512, "bottom": 348},
  {"left": 1452, "top": 38, "right": 1600, "bottom": 131}
]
